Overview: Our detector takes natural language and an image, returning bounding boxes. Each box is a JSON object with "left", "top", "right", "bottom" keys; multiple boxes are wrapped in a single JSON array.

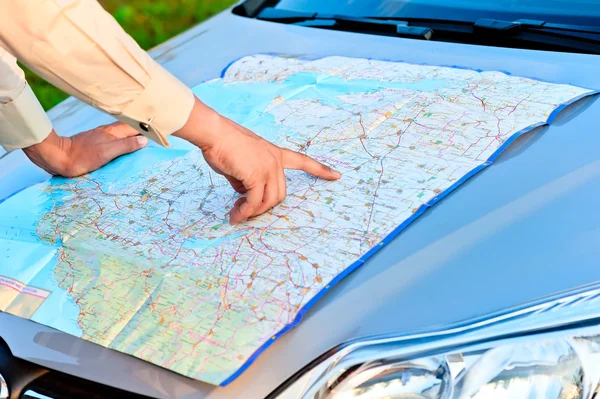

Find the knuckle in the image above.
[
  {"left": 107, "top": 123, "right": 119, "bottom": 132},
  {"left": 245, "top": 174, "right": 262, "bottom": 190},
  {"left": 266, "top": 156, "right": 277, "bottom": 167}
]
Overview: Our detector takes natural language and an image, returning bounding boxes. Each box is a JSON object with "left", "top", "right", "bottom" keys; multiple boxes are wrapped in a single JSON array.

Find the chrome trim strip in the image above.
[
  {"left": 326, "top": 283, "right": 600, "bottom": 359},
  {"left": 24, "top": 390, "right": 55, "bottom": 399},
  {"left": 0, "top": 372, "right": 8, "bottom": 399}
]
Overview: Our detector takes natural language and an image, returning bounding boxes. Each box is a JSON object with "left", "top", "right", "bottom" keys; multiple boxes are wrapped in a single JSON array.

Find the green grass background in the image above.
[{"left": 24, "top": 0, "right": 237, "bottom": 110}]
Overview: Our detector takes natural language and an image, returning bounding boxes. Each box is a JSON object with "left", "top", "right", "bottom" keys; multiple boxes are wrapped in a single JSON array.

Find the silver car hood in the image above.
[{"left": 1, "top": 8, "right": 599, "bottom": 399}]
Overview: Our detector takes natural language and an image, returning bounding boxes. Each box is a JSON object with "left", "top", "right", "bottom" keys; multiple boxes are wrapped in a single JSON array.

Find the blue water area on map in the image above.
[
  {"left": 244, "top": 113, "right": 301, "bottom": 145},
  {"left": 193, "top": 80, "right": 300, "bottom": 131},
  {"left": 0, "top": 68, "right": 449, "bottom": 339},
  {"left": 193, "top": 72, "right": 448, "bottom": 142},
  {"left": 85, "top": 147, "right": 189, "bottom": 192},
  {"left": 0, "top": 184, "right": 83, "bottom": 336},
  {"left": 0, "top": 146, "right": 191, "bottom": 337},
  {"left": 286, "top": 72, "right": 447, "bottom": 96},
  {"left": 0, "top": 240, "right": 56, "bottom": 285},
  {"left": 0, "top": 54, "right": 596, "bottom": 387}
]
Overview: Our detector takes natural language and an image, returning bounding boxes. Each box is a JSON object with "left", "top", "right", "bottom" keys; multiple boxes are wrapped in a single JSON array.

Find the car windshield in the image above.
[{"left": 275, "top": 0, "right": 600, "bottom": 26}]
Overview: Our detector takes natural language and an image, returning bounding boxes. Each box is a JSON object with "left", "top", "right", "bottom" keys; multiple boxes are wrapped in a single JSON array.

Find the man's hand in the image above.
[
  {"left": 175, "top": 98, "right": 342, "bottom": 225},
  {"left": 23, "top": 122, "right": 148, "bottom": 177}
]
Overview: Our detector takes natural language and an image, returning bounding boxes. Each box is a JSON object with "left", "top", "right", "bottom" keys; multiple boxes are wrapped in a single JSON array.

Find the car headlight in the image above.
[{"left": 272, "top": 285, "right": 600, "bottom": 399}]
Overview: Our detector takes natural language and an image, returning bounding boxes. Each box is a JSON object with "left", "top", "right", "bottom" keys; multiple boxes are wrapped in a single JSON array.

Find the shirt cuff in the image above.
[
  {"left": 0, "top": 83, "right": 53, "bottom": 152},
  {"left": 117, "top": 62, "right": 195, "bottom": 147}
]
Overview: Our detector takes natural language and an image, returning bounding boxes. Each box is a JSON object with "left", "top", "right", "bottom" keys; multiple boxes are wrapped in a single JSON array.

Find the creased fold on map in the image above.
[{"left": 108, "top": 276, "right": 167, "bottom": 349}]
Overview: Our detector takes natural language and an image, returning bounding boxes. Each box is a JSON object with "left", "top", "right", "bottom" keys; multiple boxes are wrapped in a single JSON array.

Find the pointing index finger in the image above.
[{"left": 281, "top": 149, "right": 341, "bottom": 180}]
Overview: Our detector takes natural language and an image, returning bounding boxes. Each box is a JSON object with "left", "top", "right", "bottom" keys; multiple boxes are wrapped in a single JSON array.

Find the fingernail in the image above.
[
  {"left": 137, "top": 136, "right": 148, "bottom": 146},
  {"left": 331, "top": 168, "right": 342, "bottom": 178}
]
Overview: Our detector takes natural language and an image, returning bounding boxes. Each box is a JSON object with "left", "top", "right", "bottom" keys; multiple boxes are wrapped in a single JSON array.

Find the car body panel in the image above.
[{"left": 0, "top": 7, "right": 599, "bottom": 399}]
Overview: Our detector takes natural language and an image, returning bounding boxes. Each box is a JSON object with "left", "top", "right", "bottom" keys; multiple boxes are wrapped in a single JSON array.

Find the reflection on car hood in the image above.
[{"left": 1, "top": 8, "right": 599, "bottom": 399}]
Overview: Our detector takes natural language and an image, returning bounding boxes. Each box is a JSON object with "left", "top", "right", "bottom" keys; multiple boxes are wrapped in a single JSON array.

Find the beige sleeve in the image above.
[
  {"left": 0, "top": 48, "right": 53, "bottom": 152},
  {"left": 0, "top": 0, "right": 195, "bottom": 147}
]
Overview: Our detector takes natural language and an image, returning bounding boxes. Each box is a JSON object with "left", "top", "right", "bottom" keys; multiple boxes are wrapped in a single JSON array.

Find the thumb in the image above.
[{"left": 103, "top": 135, "right": 148, "bottom": 162}]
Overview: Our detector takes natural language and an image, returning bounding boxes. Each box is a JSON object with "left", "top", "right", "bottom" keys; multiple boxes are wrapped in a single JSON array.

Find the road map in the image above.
[{"left": 0, "top": 55, "right": 595, "bottom": 386}]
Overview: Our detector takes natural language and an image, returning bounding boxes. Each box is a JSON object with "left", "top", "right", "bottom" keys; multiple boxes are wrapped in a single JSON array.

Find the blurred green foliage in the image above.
[{"left": 23, "top": 0, "right": 237, "bottom": 110}]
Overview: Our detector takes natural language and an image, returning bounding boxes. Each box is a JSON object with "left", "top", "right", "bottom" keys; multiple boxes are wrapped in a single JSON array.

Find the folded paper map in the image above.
[{"left": 0, "top": 55, "right": 595, "bottom": 385}]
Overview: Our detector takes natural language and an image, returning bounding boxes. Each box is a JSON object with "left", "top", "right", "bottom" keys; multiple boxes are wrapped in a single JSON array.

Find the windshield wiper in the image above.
[
  {"left": 256, "top": 7, "right": 434, "bottom": 39},
  {"left": 255, "top": 7, "right": 600, "bottom": 54}
]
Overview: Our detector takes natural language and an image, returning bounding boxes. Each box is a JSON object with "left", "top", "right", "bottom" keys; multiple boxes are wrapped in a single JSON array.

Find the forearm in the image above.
[
  {"left": 0, "top": 48, "right": 53, "bottom": 152},
  {"left": 172, "top": 97, "right": 224, "bottom": 151},
  {"left": 0, "top": 0, "right": 193, "bottom": 147}
]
